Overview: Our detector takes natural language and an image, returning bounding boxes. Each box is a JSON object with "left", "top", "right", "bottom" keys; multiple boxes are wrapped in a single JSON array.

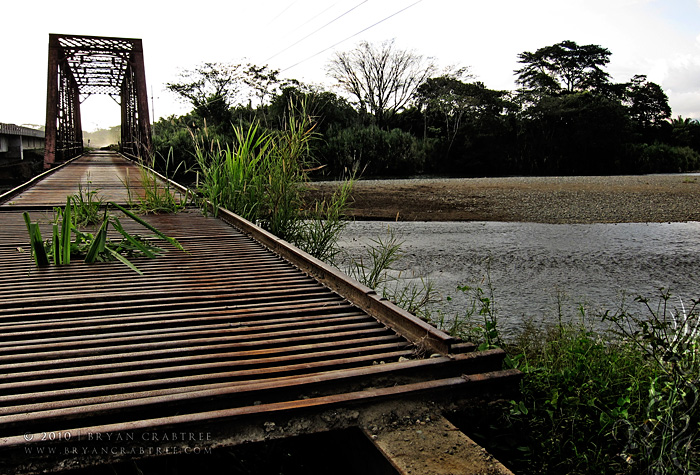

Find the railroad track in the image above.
[{"left": 0, "top": 151, "right": 519, "bottom": 474}]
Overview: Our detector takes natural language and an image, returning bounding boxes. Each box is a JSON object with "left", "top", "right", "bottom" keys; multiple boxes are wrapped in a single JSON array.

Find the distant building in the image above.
[{"left": 0, "top": 123, "right": 45, "bottom": 161}]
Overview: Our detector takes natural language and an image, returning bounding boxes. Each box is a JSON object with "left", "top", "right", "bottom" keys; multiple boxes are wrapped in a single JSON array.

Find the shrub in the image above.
[
  {"left": 323, "top": 125, "right": 425, "bottom": 176},
  {"left": 445, "top": 290, "right": 700, "bottom": 475},
  {"left": 627, "top": 142, "right": 700, "bottom": 173}
]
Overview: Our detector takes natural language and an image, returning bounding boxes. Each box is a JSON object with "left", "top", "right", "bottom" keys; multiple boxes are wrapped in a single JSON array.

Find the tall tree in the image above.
[
  {"left": 326, "top": 39, "right": 437, "bottom": 127},
  {"left": 515, "top": 40, "right": 612, "bottom": 95},
  {"left": 519, "top": 92, "right": 631, "bottom": 174},
  {"left": 416, "top": 76, "right": 513, "bottom": 165},
  {"left": 623, "top": 75, "right": 672, "bottom": 129},
  {"left": 166, "top": 63, "right": 294, "bottom": 124},
  {"left": 166, "top": 62, "right": 242, "bottom": 123},
  {"left": 267, "top": 86, "right": 358, "bottom": 134},
  {"left": 670, "top": 116, "right": 700, "bottom": 151}
]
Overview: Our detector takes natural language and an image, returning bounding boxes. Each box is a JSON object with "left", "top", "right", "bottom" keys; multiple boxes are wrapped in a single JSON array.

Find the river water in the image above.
[{"left": 337, "top": 221, "right": 700, "bottom": 338}]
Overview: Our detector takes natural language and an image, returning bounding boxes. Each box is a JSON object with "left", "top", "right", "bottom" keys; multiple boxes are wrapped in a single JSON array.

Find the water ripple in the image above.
[{"left": 337, "top": 221, "right": 700, "bottom": 337}]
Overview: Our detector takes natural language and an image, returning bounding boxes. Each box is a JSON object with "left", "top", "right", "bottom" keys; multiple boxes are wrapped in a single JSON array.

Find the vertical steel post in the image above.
[
  {"left": 121, "top": 77, "right": 128, "bottom": 154},
  {"left": 131, "top": 39, "right": 152, "bottom": 159},
  {"left": 44, "top": 35, "right": 60, "bottom": 169},
  {"left": 70, "top": 72, "right": 83, "bottom": 157}
]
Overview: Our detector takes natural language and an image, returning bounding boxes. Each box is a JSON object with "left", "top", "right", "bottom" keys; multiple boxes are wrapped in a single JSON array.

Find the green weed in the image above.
[
  {"left": 344, "top": 227, "right": 404, "bottom": 289},
  {"left": 428, "top": 257, "right": 502, "bottom": 350},
  {"left": 296, "top": 176, "right": 355, "bottom": 262},
  {"left": 341, "top": 227, "right": 438, "bottom": 320},
  {"left": 125, "top": 149, "right": 191, "bottom": 214},
  {"left": 71, "top": 179, "right": 104, "bottom": 226},
  {"left": 442, "top": 283, "right": 699, "bottom": 475},
  {"left": 603, "top": 292, "right": 700, "bottom": 474},
  {"left": 23, "top": 199, "right": 184, "bottom": 275},
  {"left": 193, "top": 100, "right": 354, "bottom": 260}
]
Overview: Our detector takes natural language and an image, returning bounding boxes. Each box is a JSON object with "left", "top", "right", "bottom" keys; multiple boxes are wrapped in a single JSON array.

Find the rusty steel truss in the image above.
[{"left": 44, "top": 34, "right": 152, "bottom": 168}]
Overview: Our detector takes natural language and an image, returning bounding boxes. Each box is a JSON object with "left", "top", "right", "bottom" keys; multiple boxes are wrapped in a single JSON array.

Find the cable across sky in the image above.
[
  {"left": 265, "top": 1, "right": 368, "bottom": 63},
  {"left": 280, "top": 0, "right": 424, "bottom": 73}
]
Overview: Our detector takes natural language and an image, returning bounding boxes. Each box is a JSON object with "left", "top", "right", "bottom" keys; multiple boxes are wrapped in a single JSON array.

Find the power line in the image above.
[
  {"left": 265, "top": 1, "right": 368, "bottom": 63},
  {"left": 265, "top": 1, "right": 300, "bottom": 27},
  {"left": 285, "top": 2, "right": 340, "bottom": 38},
  {"left": 280, "top": 0, "right": 424, "bottom": 73}
]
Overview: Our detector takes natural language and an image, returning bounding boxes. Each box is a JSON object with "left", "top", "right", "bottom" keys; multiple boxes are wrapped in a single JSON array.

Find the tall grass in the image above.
[
  {"left": 193, "top": 101, "right": 353, "bottom": 260},
  {"left": 296, "top": 177, "right": 355, "bottom": 262},
  {"left": 341, "top": 227, "right": 438, "bottom": 320},
  {"left": 71, "top": 178, "right": 104, "bottom": 226},
  {"left": 124, "top": 149, "right": 191, "bottom": 214}
]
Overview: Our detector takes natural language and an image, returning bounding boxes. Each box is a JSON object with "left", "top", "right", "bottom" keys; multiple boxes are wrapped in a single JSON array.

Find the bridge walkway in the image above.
[{"left": 0, "top": 151, "right": 518, "bottom": 473}]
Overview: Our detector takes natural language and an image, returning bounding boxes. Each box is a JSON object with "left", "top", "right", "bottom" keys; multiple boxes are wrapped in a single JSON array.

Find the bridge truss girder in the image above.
[{"left": 44, "top": 34, "right": 152, "bottom": 168}]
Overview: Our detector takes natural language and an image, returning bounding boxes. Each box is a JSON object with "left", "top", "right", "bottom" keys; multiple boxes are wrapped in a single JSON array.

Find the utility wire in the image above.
[
  {"left": 285, "top": 2, "right": 340, "bottom": 38},
  {"left": 280, "top": 0, "right": 424, "bottom": 73},
  {"left": 265, "top": 1, "right": 300, "bottom": 27},
  {"left": 265, "top": 1, "right": 368, "bottom": 62}
]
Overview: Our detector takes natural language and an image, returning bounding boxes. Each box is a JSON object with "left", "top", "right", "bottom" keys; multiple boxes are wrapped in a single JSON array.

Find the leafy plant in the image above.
[
  {"left": 71, "top": 180, "right": 104, "bottom": 226},
  {"left": 341, "top": 227, "right": 438, "bottom": 320},
  {"left": 429, "top": 258, "right": 502, "bottom": 350},
  {"left": 442, "top": 286, "right": 699, "bottom": 475},
  {"left": 23, "top": 199, "right": 184, "bottom": 275},
  {"left": 23, "top": 212, "right": 49, "bottom": 267},
  {"left": 604, "top": 291, "right": 700, "bottom": 474},
  {"left": 124, "top": 149, "right": 192, "bottom": 214},
  {"left": 193, "top": 99, "right": 354, "bottom": 260}
]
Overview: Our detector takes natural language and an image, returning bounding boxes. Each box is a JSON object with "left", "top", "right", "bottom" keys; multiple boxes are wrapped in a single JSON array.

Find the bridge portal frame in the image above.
[{"left": 44, "top": 34, "right": 152, "bottom": 168}]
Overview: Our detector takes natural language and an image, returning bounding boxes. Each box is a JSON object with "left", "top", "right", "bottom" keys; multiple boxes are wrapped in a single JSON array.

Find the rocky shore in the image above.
[{"left": 306, "top": 174, "right": 700, "bottom": 223}]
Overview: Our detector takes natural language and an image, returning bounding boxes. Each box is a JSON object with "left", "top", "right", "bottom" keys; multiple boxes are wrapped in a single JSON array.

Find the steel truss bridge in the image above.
[{"left": 44, "top": 34, "right": 152, "bottom": 168}]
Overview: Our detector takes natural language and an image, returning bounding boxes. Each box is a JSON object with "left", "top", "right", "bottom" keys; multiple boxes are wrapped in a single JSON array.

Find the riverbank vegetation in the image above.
[
  {"left": 444, "top": 286, "right": 699, "bottom": 474},
  {"left": 152, "top": 39, "right": 700, "bottom": 181},
  {"left": 370, "top": 258, "right": 700, "bottom": 473}
]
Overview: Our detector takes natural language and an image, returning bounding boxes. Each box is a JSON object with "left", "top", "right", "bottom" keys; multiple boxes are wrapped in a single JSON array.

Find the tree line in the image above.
[{"left": 153, "top": 39, "right": 700, "bottom": 179}]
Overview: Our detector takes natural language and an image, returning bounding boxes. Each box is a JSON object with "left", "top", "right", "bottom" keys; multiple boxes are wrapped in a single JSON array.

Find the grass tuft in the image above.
[{"left": 23, "top": 198, "right": 184, "bottom": 274}]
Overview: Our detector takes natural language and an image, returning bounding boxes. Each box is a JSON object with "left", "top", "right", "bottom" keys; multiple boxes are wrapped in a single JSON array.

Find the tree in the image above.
[
  {"left": 416, "top": 75, "right": 515, "bottom": 172},
  {"left": 518, "top": 92, "right": 631, "bottom": 174},
  {"left": 327, "top": 39, "right": 437, "bottom": 127},
  {"left": 515, "top": 40, "right": 612, "bottom": 95},
  {"left": 166, "top": 62, "right": 242, "bottom": 123},
  {"left": 623, "top": 75, "right": 671, "bottom": 129},
  {"left": 267, "top": 86, "right": 358, "bottom": 134},
  {"left": 166, "top": 63, "right": 295, "bottom": 125}
]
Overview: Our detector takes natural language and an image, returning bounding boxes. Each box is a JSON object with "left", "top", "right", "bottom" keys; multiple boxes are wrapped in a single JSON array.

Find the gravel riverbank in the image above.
[{"left": 306, "top": 174, "right": 700, "bottom": 223}]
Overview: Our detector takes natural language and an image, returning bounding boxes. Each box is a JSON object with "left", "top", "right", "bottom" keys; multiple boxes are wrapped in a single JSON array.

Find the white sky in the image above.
[{"left": 2, "top": 0, "right": 699, "bottom": 131}]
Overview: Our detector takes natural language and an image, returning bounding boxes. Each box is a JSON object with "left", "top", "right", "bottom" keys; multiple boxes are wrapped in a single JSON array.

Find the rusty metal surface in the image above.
[
  {"left": 2, "top": 151, "right": 147, "bottom": 207},
  {"left": 0, "top": 152, "right": 520, "bottom": 471}
]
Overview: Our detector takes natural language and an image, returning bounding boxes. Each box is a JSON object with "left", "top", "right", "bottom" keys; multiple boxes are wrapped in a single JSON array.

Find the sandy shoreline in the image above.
[{"left": 306, "top": 174, "right": 700, "bottom": 223}]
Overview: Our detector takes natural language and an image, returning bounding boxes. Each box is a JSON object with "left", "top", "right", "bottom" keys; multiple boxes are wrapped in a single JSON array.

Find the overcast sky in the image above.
[{"left": 2, "top": 0, "right": 699, "bottom": 131}]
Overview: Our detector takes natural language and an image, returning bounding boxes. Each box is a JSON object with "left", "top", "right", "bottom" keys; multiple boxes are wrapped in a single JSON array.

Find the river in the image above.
[{"left": 336, "top": 220, "right": 700, "bottom": 339}]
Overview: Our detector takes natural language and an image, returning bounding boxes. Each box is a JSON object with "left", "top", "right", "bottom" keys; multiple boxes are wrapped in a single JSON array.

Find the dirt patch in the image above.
[{"left": 305, "top": 175, "right": 700, "bottom": 223}]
